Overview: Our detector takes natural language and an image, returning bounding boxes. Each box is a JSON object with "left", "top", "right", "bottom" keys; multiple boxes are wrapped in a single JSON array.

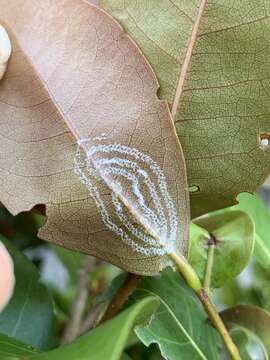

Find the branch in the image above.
[
  {"left": 61, "top": 255, "right": 95, "bottom": 343},
  {"left": 99, "top": 273, "right": 142, "bottom": 324},
  {"left": 79, "top": 303, "right": 105, "bottom": 334}
]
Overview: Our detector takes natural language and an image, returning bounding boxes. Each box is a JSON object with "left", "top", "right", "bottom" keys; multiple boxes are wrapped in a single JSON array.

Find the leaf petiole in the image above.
[
  {"left": 169, "top": 251, "right": 242, "bottom": 360},
  {"left": 203, "top": 233, "right": 218, "bottom": 293},
  {"left": 169, "top": 251, "right": 202, "bottom": 292}
]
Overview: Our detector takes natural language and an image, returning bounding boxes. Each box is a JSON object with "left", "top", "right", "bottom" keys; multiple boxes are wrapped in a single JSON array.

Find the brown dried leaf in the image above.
[{"left": 0, "top": 0, "right": 189, "bottom": 274}]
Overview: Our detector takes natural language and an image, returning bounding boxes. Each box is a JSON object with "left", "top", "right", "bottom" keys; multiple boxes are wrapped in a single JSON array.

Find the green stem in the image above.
[
  {"left": 170, "top": 252, "right": 202, "bottom": 291},
  {"left": 169, "top": 251, "right": 241, "bottom": 360},
  {"left": 203, "top": 244, "right": 215, "bottom": 293},
  {"left": 197, "top": 289, "right": 241, "bottom": 360}
]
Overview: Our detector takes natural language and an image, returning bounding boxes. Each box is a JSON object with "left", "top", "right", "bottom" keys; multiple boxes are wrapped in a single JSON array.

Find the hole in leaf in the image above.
[
  {"left": 189, "top": 185, "right": 200, "bottom": 193},
  {"left": 259, "top": 133, "right": 270, "bottom": 149}
]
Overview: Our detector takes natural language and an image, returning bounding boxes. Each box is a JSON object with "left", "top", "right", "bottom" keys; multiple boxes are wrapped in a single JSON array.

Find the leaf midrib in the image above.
[{"left": 171, "top": 0, "right": 207, "bottom": 119}]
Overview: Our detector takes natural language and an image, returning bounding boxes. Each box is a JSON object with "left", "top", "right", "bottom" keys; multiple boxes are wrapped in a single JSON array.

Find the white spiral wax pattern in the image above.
[{"left": 74, "top": 139, "right": 178, "bottom": 257}]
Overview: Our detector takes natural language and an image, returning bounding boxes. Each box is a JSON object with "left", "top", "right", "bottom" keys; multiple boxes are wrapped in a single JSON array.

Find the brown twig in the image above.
[
  {"left": 61, "top": 255, "right": 95, "bottom": 343},
  {"left": 79, "top": 303, "right": 105, "bottom": 334},
  {"left": 99, "top": 273, "right": 142, "bottom": 324}
]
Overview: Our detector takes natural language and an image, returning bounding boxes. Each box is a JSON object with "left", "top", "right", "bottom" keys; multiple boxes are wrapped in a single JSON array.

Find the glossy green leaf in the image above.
[
  {"left": 28, "top": 297, "right": 158, "bottom": 360},
  {"left": 0, "top": 296, "right": 156, "bottom": 360},
  {"left": 221, "top": 304, "right": 270, "bottom": 359},
  {"left": 100, "top": 0, "right": 270, "bottom": 217},
  {"left": 0, "top": 235, "right": 54, "bottom": 350},
  {"left": 234, "top": 193, "right": 270, "bottom": 270},
  {"left": 0, "top": 333, "right": 37, "bottom": 359},
  {"left": 133, "top": 269, "right": 220, "bottom": 360},
  {"left": 189, "top": 211, "right": 255, "bottom": 287},
  {"left": 230, "top": 330, "right": 253, "bottom": 360}
]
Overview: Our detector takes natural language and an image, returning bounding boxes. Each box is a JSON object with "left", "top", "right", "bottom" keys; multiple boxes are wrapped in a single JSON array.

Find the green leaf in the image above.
[
  {"left": 120, "top": 354, "right": 132, "bottom": 360},
  {"left": 0, "top": 298, "right": 156, "bottom": 360},
  {"left": 221, "top": 304, "right": 270, "bottom": 359},
  {"left": 0, "top": 236, "right": 54, "bottom": 350},
  {"left": 100, "top": 0, "right": 270, "bottom": 217},
  {"left": 234, "top": 193, "right": 270, "bottom": 270},
  {"left": 133, "top": 269, "right": 220, "bottom": 360},
  {"left": 28, "top": 297, "right": 158, "bottom": 360},
  {"left": 230, "top": 330, "right": 253, "bottom": 360},
  {"left": 0, "top": 333, "right": 37, "bottom": 359},
  {"left": 189, "top": 211, "right": 255, "bottom": 287}
]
